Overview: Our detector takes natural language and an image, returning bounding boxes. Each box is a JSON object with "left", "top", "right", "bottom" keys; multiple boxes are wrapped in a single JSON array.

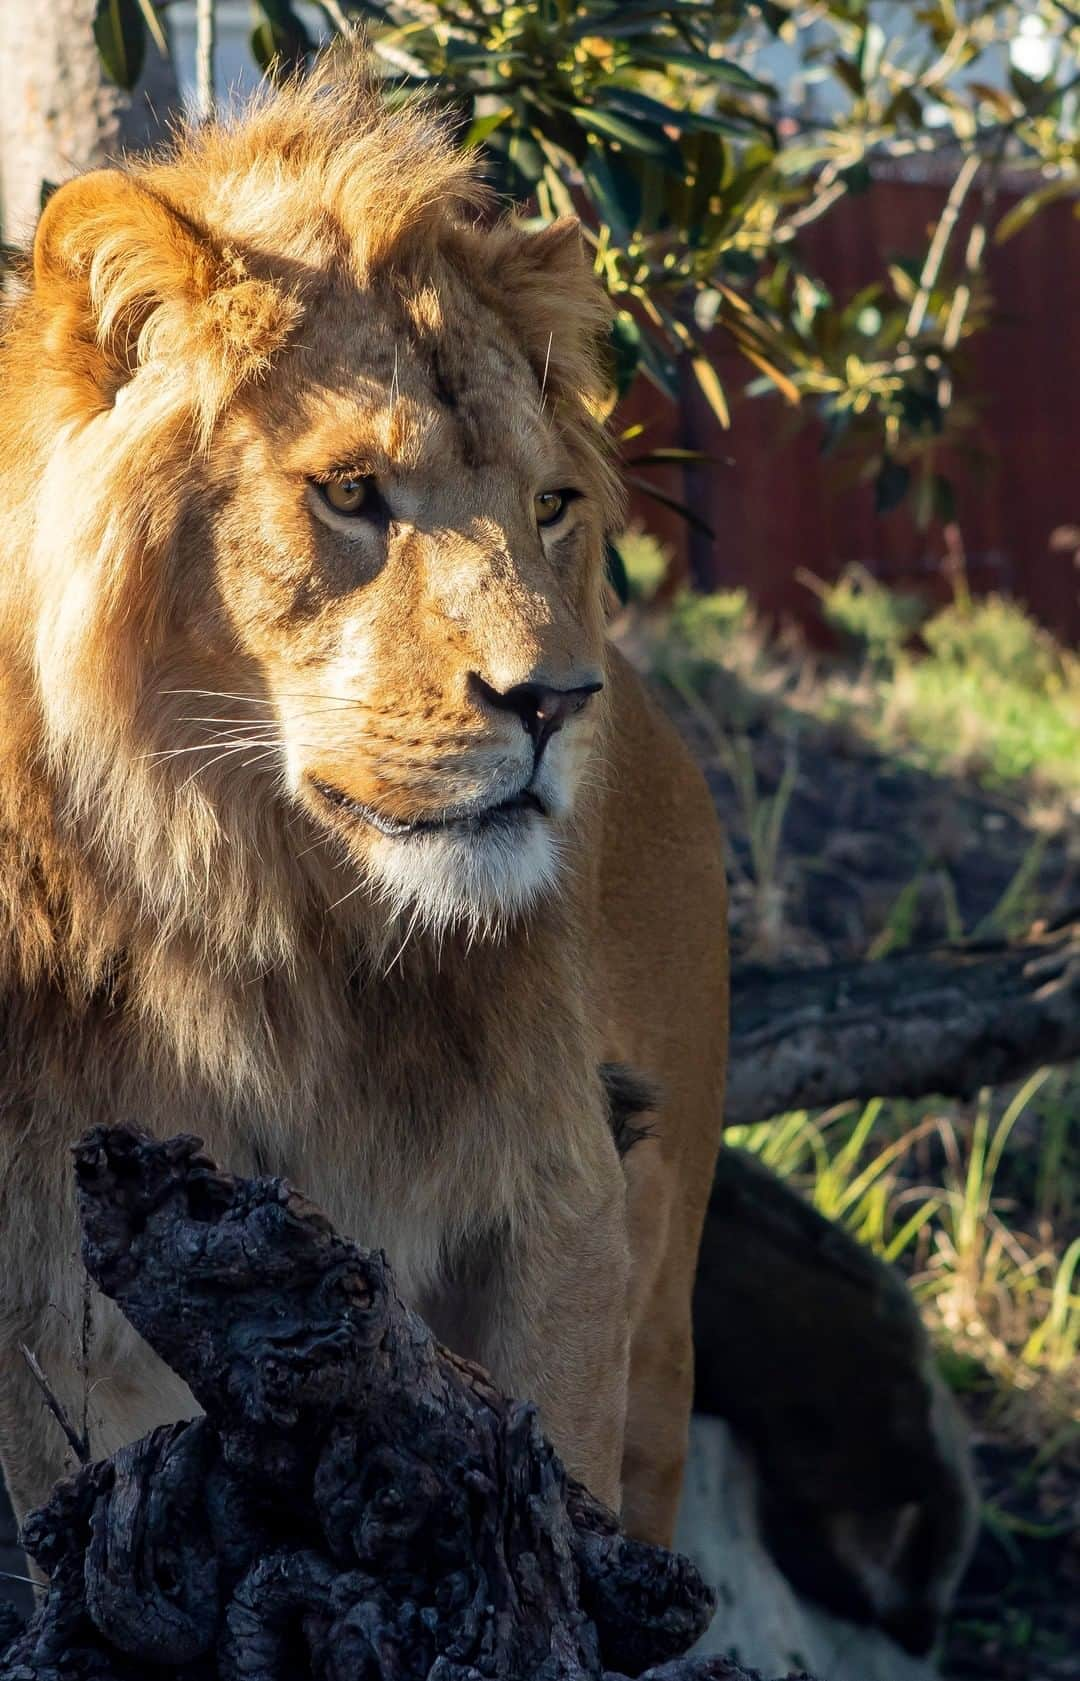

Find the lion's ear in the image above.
[
  {"left": 484, "top": 215, "right": 612, "bottom": 408},
  {"left": 32, "top": 168, "right": 302, "bottom": 430}
]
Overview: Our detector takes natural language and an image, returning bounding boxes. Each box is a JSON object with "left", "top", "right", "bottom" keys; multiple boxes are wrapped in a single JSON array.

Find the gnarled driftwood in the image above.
[{"left": 0, "top": 1127, "right": 808, "bottom": 1681}]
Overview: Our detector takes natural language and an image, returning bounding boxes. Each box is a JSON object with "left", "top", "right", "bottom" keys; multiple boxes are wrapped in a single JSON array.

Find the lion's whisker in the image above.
[
  {"left": 176, "top": 742, "right": 281, "bottom": 794},
  {"left": 383, "top": 898, "right": 423, "bottom": 978},
  {"left": 140, "top": 738, "right": 278, "bottom": 763},
  {"left": 326, "top": 876, "right": 368, "bottom": 915},
  {"left": 538, "top": 330, "right": 553, "bottom": 412}
]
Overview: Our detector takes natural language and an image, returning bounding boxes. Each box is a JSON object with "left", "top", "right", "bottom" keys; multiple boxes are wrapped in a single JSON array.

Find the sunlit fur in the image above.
[{"left": 0, "top": 55, "right": 731, "bottom": 1556}]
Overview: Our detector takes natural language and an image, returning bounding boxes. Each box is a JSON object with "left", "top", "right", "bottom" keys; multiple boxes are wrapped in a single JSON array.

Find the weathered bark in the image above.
[
  {"left": 0, "top": 0, "right": 179, "bottom": 250},
  {"left": 0, "top": 1128, "right": 803, "bottom": 1681},
  {"left": 726, "top": 916, "right": 1080, "bottom": 1126}
]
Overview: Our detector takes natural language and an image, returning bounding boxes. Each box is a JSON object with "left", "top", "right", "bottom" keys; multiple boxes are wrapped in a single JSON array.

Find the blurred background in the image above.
[{"left": 0, "top": 5, "right": 1078, "bottom": 1679}]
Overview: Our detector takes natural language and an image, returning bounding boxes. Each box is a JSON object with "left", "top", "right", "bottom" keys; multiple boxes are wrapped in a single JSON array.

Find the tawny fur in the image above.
[{"left": 0, "top": 59, "right": 728, "bottom": 1547}]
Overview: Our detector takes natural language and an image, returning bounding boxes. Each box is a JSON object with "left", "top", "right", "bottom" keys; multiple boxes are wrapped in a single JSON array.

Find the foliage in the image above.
[
  {"left": 662, "top": 564, "right": 1080, "bottom": 794},
  {"left": 881, "top": 593, "right": 1080, "bottom": 790},
  {"left": 800, "top": 562, "right": 927, "bottom": 666},
  {"left": 83, "top": 0, "right": 1080, "bottom": 526}
]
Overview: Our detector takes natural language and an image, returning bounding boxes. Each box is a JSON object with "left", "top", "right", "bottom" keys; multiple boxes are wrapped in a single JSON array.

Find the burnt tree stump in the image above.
[{"left": 0, "top": 1128, "right": 802, "bottom": 1681}]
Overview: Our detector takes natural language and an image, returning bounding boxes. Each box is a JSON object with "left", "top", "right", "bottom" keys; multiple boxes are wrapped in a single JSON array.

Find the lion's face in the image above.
[
  {"left": 15, "top": 75, "right": 620, "bottom": 945},
  {"left": 196, "top": 268, "right": 608, "bottom": 933}
]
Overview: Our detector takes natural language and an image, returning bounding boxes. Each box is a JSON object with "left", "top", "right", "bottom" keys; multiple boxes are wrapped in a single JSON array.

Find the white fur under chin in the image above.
[{"left": 366, "top": 814, "right": 563, "bottom": 942}]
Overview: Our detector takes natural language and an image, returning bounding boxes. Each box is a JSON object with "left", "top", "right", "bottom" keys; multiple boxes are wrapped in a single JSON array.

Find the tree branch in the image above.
[{"left": 727, "top": 917, "right": 1080, "bottom": 1126}]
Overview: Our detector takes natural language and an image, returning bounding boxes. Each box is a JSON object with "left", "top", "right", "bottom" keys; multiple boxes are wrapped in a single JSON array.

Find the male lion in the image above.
[{"left": 0, "top": 63, "right": 727, "bottom": 1549}]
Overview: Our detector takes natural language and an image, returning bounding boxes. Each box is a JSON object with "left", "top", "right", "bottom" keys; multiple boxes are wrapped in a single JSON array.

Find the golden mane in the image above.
[{"left": 0, "top": 54, "right": 618, "bottom": 1097}]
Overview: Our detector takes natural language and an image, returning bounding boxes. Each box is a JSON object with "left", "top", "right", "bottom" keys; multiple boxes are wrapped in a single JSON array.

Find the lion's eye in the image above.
[
  {"left": 319, "top": 475, "right": 374, "bottom": 517},
  {"left": 535, "top": 490, "right": 569, "bottom": 528}
]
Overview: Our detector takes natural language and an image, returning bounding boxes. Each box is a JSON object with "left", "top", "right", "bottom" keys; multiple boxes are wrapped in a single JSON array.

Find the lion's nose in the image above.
[{"left": 469, "top": 673, "right": 603, "bottom": 754}]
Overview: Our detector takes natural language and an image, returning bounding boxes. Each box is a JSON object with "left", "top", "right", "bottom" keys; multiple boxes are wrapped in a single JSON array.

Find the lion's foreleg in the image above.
[{"left": 454, "top": 1155, "right": 632, "bottom": 1515}]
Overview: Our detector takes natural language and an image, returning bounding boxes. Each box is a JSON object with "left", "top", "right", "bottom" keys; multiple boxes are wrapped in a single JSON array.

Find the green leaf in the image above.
[
  {"left": 463, "top": 107, "right": 513, "bottom": 150},
  {"left": 598, "top": 87, "right": 682, "bottom": 128},
  {"left": 932, "top": 472, "right": 956, "bottom": 526},
  {"left": 39, "top": 179, "right": 59, "bottom": 212},
  {"left": 567, "top": 105, "right": 681, "bottom": 167},
  {"left": 839, "top": 158, "right": 872, "bottom": 195},
  {"left": 485, "top": 128, "right": 546, "bottom": 198},
  {"left": 605, "top": 538, "right": 630, "bottom": 606},
  {"left": 690, "top": 354, "right": 731, "bottom": 428},
  {"left": 250, "top": 0, "right": 312, "bottom": 77},
  {"left": 608, "top": 312, "right": 642, "bottom": 400},
  {"left": 628, "top": 447, "right": 719, "bottom": 466},
  {"left": 996, "top": 179, "right": 1078, "bottom": 244},
  {"left": 857, "top": 21, "right": 886, "bottom": 87},
  {"left": 639, "top": 49, "right": 773, "bottom": 95},
  {"left": 582, "top": 146, "right": 642, "bottom": 245},
  {"left": 92, "top": 0, "right": 147, "bottom": 90},
  {"left": 134, "top": 0, "right": 168, "bottom": 55},
  {"left": 602, "top": 85, "right": 761, "bottom": 141},
  {"left": 683, "top": 133, "right": 730, "bottom": 243},
  {"left": 636, "top": 331, "right": 680, "bottom": 401},
  {"left": 626, "top": 473, "right": 715, "bottom": 537},
  {"left": 899, "top": 385, "right": 943, "bottom": 435},
  {"left": 832, "top": 56, "right": 864, "bottom": 99},
  {"left": 875, "top": 456, "right": 910, "bottom": 514}
]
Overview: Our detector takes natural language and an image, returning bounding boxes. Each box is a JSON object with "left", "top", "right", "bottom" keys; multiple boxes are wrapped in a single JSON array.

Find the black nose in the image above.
[{"left": 470, "top": 674, "right": 603, "bottom": 753}]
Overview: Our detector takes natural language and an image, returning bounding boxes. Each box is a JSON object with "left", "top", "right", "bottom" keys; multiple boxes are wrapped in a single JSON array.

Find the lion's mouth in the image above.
[{"left": 310, "top": 779, "right": 547, "bottom": 839}]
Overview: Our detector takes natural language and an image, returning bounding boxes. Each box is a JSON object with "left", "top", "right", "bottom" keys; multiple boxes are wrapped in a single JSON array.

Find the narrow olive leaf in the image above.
[
  {"left": 733, "top": 339, "right": 800, "bottom": 405},
  {"left": 568, "top": 105, "right": 680, "bottom": 166},
  {"left": 628, "top": 447, "right": 721, "bottom": 466},
  {"left": 690, "top": 355, "right": 731, "bottom": 428},
  {"left": 463, "top": 107, "right": 513, "bottom": 149},
  {"left": 875, "top": 456, "right": 911, "bottom": 514},
  {"left": 626, "top": 473, "right": 716, "bottom": 537},
  {"left": 608, "top": 312, "right": 643, "bottom": 400},
  {"left": 599, "top": 87, "right": 685, "bottom": 128},
  {"left": 92, "top": 0, "right": 147, "bottom": 90},
  {"left": 639, "top": 48, "right": 773, "bottom": 94},
  {"left": 932, "top": 473, "right": 957, "bottom": 526},
  {"left": 582, "top": 145, "right": 642, "bottom": 244},
  {"left": 605, "top": 538, "right": 631, "bottom": 606},
  {"left": 134, "top": 0, "right": 168, "bottom": 56},
  {"left": 636, "top": 331, "right": 680, "bottom": 401},
  {"left": 250, "top": 0, "right": 313, "bottom": 76},
  {"left": 39, "top": 179, "right": 60, "bottom": 211},
  {"left": 995, "top": 179, "right": 1077, "bottom": 243}
]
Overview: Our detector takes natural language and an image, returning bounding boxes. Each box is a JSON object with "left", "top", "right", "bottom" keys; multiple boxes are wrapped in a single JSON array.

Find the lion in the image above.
[{"left": 0, "top": 60, "right": 728, "bottom": 1551}]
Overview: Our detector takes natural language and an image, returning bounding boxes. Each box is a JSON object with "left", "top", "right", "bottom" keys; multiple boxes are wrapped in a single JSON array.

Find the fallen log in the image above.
[
  {"left": 0, "top": 1127, "right": 807, "bottom": 1681},
  {"left": 726, "top": 916, "right": 1080, "bottom": 1126}
]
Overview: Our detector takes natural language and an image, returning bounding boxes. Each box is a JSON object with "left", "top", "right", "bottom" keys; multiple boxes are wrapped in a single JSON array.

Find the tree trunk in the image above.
[
  {"left": 726, "top": 916, "right": 1080, "bottom": 1127},
  {"left": 0, "top": 0, "right": 180, "bottom": 251}
]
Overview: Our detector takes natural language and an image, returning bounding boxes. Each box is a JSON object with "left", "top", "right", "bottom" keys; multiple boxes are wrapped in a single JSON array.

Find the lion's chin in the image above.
[{"left": 363, "top": 815, "right": 563, "bottom": 939}]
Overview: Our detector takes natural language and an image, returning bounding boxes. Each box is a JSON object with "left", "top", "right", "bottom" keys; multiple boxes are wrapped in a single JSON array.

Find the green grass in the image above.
[
  {"left": 813, "top": 578, "right": 1080, "bottom": 794},
  {"left": 635, "top": 550, "right": 1080, "bottom": 798}
]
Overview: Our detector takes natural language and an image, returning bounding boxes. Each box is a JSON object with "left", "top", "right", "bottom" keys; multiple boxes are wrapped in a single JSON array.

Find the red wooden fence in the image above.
[{"left": 621, "top": 177, "right": 1080, "bottom": 645}]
